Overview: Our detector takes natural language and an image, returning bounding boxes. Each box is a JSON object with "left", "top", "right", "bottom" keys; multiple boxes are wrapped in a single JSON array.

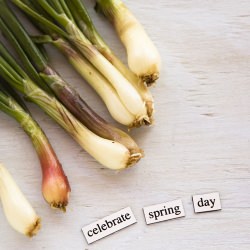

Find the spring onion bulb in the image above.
[
  {"left": 96, "top": 0, "right": 161, "bottom": 86},
  {"left": 0, "top": 83, "right": 70, "bottom": 211},
  {"left": 31, "top": 133, "right": 71, "bottom": 211},
  {"left": 0, "top": 164, "right": 41, "bottom": 237},
  {"left": 0, "top": 43, "right": 143, "bottom": 170}
]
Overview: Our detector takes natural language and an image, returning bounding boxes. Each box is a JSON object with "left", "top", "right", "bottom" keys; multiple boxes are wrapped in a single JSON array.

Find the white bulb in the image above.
[{"left": 0, "top": 164, "right": 41, "bottom": 237}]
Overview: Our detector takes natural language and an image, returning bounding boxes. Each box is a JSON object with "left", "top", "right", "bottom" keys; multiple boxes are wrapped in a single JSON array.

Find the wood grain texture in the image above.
[{"left": 0, "top": 0, "right": 250, "bottom": 249}]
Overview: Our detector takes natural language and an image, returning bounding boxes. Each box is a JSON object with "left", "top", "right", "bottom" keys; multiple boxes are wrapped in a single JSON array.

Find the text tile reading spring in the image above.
[{"left": 143, "top": 199, "right": 185, "bottom": 225}]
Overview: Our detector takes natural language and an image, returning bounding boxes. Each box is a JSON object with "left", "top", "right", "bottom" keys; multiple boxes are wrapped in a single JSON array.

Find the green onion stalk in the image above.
[
  {"left": 0, "top": 42, "right": 142, "bottom": 170},
  {"left": 0, "top": 81, "right": 70, "bottom": 211},
  {"left": 0, "top": 0, "right": 143, "bottom": 158},
  {"left": 95, "top": 0, "right": 161, "bottom": 86},
  {"left": 11, "top": 0, "right": 153, "bottom": 126}
]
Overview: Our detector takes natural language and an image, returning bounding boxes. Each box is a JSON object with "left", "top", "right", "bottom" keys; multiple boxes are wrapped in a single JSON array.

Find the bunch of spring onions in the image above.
[
  {"left": 0, "top": 0, "right": 143, "bottom": 170},
  {"left": 95, "top": 0, "right": 161, "bottom": 86},
  {"left": 11, "top": 0, "right": 154, "bottom": 127},
  {"left": 0, "top": 1, "right": 143, "bottom": 150},
  {"left": 0, "top": 0, "right": 160, "bottom": 236},
  {"left": 0, "top": 81, "right": 70, "bottom": 211},
  {"left": 0, "top": 40, "right": 142, "bottom": 170},
  {"left": 0, "top": 163, "right": 41, "bottom": 237}
]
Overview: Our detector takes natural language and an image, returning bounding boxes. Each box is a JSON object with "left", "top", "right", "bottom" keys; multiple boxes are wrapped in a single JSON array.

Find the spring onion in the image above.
[
  {"left": 0, "top": 82, "right": 70, "bottom": 211},
  {"left": 0, "top": 163, "right": 41, "bottom": 237},
  {"left": 12, "top": 0, "right": 151, "bottom": 125},
  {"left": 96, "top": 0, "right": 161, "bottom": 86},
  {"left": 0, "top": 43, "right": 142, "bottom": 170}
]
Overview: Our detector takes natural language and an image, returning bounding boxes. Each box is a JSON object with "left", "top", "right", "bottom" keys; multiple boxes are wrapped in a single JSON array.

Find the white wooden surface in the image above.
[{"left": 0, "top": 0, "right": 250, "bottom": 249}]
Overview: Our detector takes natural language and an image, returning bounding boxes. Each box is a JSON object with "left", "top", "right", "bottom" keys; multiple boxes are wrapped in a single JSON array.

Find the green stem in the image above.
[
  {"left": 0, "top": 92, "right": 19, "bottom": 117},
  {"left": 0, "top": 57, "right": 25, "bottom": 93},
  {"left": 0, "top": 0, "right": 46, "bottom": 71},
  {"left": 22, "top": 0, "right": 52, "bottom": 21},
  {"left": 0, "top": 60, "right": 73, "bottom": 136},
  {"left": 0, "top": 19, "right": 51, "bottom": 94},
  {"left": 59, "top": 0, "right": 75, "bottom": 22},
  {"left": 0, "top": 82, "right": 29, "bottom": 111},
  {"left": 0, "top": 43, "right": 28, "bottom": 80},
  {"left": 11, "top": 0, "right": 68, "bottom": 38},
  {"left": 35, "top": 0, "right": 69, "bottom": 27},
  {"left": 65, "top": 0, "right": 94, "bottom": 30},
  {"left": 50, "top": 0, "right": 65, "bottom": 14},
  {"left": 0, "top": 90, "right": 36, "bottom": 134}
]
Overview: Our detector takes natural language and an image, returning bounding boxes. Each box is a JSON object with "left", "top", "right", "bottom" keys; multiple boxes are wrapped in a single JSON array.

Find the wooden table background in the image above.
[{"left": 0, "top": 0, "right": 250, "bottom": 249}]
